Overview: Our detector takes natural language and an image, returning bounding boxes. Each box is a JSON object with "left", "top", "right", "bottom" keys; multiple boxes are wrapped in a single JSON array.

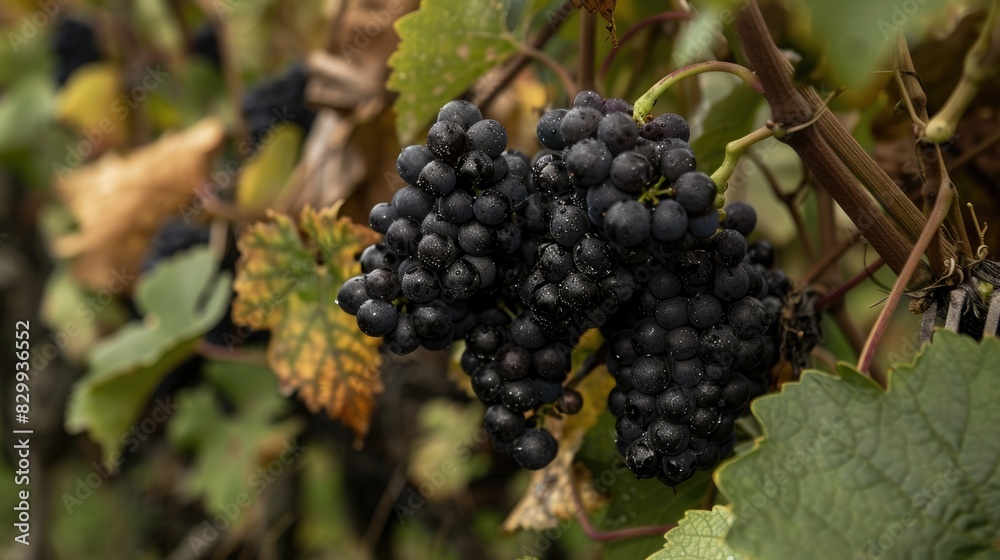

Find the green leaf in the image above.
[
  {"left": 647, "top": 506, "right": 741, "bottom": 560},
  {"left": 0, "top": 74, "right": 55, "bottom": 155},
  {"left": 387, "top": 0, "right": 518, "bottom": 143},
  {"left": 167, "top": 360, "right": 303, "bottom": 515},
  {"left": 689, "top": 82, "right": 763, "bottom": 173},
  {"left": 65, "top": 247, "right": 231, "bottom": 461},
  {"left": 793, "top": 0, "right": 949, "bottom": 88},
  {"left": 601, "top": 470, "right": 712, "bottom": 560},
  {"left": 716, "top": 331, "right": 1000, "bottom": 559}
]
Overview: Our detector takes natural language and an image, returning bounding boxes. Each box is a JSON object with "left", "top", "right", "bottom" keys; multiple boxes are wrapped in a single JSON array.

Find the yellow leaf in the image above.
[
  {"left": 237, "top": 124, "right": 304, "bottom": 215},
  {"left": 54, "top": 117, "right": 226, "bottom": 289},
  {"left": 503, "top": 362, "right": 615, "bottom": 532},
  {"left": 55, "top": 63, "right": 127, "bottom": 148},
  {"left": 232, "top": 205, "right": 383, "bottom": 439}
]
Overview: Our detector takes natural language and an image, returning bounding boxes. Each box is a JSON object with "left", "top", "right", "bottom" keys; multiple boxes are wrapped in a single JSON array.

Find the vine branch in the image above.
[{"left": 734, "top": 0, "right": 935, "bottom": 287}]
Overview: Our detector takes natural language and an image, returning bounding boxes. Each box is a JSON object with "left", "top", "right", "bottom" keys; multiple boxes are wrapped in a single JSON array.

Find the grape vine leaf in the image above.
[
  {"left": 65, "top": 247, "right": 232, "bottom": 461},
  {"left": 646, "top": 506, "right": 740, "bottom": 560},
  {"left": 690, "top": 82, "right": 763, "bottom": 174},
  {"left": 387, "top": 0, "right": 519, "bottom": 143},
  {"left": 167, "top": 360, "right": 304, "bottom": 515},
  {"left": 790, "top": 0, "right": 949, "bottom": 88},
  {"left": 231, "top": 205, "right": 383, "bottom": 440},
  {"left": 715, "top": 331, "right": 1000, "bottom": 559}
]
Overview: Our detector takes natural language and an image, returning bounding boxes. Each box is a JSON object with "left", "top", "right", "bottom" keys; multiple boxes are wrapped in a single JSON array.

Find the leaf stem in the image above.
[
  {"left": 518, "top": 42, "right": 580, "bottom": 100},
  {"left": 599, "top": 12, "right": 694, "bottom": 80},
  {"left": 817, "top": 258, "right": 885, "bottom": 311},
  {"left": 570, "top": 474, "right": 676, "bottom": 542},
  {"left": 710, "top": 126, "right": 773, "bottom": 192},
  {"left": 800, "top": 231, "right": 864, "bottom": 286},
  {"left": 565, "top": 342, "right": 609, "bottom": 391},
  {"left": 473, "top": 0, "right": 575, "bottom": 110},
  {"left": 632, "top": 61, "right": 763, "bottom": 124}
]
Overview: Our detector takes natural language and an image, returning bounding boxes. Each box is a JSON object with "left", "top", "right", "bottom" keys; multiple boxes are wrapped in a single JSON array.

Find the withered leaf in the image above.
[
  {"left": 231, "top": 205, "right": 383, "bottom": 439},
  {"left": 54, "top": 117, "right": 225, "bottom": 289},
  {"left": 573, "top": 0, "right": 619, "bottom": 47}
]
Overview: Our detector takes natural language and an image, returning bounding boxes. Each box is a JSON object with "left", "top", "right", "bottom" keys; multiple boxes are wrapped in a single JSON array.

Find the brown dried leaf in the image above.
[
  {"left": 503, "top": 362, "right": 615, "bottom": 532},
  {"left": 231, "top": 205, "right": 383, "bottom": 439},
  {"left": 573, "top": 0, "right": 619, "bottom": 47},
  {"left": 54, "top": 118, "right": 225, "bottom": 289}
]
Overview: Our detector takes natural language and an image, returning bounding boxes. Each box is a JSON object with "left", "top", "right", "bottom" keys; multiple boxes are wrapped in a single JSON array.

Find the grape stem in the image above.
[
  {"left": 709, "top": 126, "right": 773, "bottom": 192},
  {"left": 570, "top": 473, "right": 677, "bottom": 542},
  {"left": 565, "top": 342, "right": 608, "bottom": 391},
  {"left": 857, "top": 168, "right": 954, "bottom": 380},
  {"left": 632, "top": 61, "right": 763, "bottom": 124},
  {"left": 745, "top": 150, "right": 814, "bottom": 261}
]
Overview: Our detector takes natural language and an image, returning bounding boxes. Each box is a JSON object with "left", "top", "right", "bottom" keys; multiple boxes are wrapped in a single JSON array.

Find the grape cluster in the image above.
[
  {"left": 53, "top": 18, "right": 102, "bottom": 87},
  {"left": 338, "top": 101, "right": 529, "bottom": 354},
  {"left": 604, "top": 204, "right": 790, "bottom": 486},
  {"left": 242, "top": 64, "right": 317, "bottom": 151},
  {"left": 341, "top": 91, "right": 795, "bottom": 477}
]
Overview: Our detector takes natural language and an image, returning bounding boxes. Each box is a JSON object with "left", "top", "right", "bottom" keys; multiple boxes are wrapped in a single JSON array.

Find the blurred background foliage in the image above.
[{"left": 1, "top": 0, "right": 998, "bottom": 558}]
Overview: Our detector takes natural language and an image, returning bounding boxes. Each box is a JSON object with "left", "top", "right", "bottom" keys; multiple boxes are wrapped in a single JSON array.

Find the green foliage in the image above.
[
  {"left": 65, "top": 247, "right": 231, "bottom": 461},
  {"left": 795, "top": 0, "right": 948, "bottom": 87},
  {"left": 387, "top": 0, "right": 520, "bottom": 143},
  {"left": 603, "top": 471, "right": 713, "bottom": 560},
  {"left": 690, "top": 82, "right": 763, "bottom": 173},
  {"left": 716, "top": 331, "right": 1000, "bottom": 559},
  {"left": 647, "top": 506, "right": 739, "bottom": 560},
  {"left": 167, "top": 360, "right": 303, "bottom": 515}
]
